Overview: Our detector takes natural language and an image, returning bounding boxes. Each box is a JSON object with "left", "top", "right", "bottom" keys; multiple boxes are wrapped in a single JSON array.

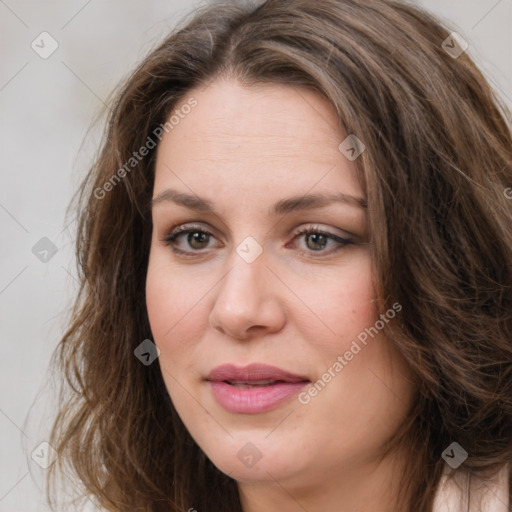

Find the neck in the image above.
[{"left": 238, "top": 446, "right": 409, "bottom": 512}]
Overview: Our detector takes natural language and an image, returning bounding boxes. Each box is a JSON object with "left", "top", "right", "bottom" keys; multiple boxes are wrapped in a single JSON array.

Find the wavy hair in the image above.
[{"left": 46, "top": 0, "right": 512, "bottom": 510}]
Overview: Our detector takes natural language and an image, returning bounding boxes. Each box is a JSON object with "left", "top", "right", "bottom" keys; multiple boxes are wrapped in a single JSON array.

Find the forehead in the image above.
[
  {"left": 153, "top": 78, "right": 363, "bottom": 205},
  {"left": 167, "top": 78, "right": 344, "bottom": 152}
]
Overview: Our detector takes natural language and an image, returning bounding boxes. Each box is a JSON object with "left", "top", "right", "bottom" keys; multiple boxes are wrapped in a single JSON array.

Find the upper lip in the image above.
[{"left": 206, "top": 363, "right": 310, "bottom": 383}]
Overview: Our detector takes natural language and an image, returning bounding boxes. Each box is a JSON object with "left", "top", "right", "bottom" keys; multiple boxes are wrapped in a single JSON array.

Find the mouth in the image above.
[
  {"left": 223, "top": 379, "right": 297, "bottom": 388},
  {"left": 206, "top": 362, "right": 310, "bottom": 383},
  {"left": 206, "top": 363, "right": 310, "bottom": 413}
]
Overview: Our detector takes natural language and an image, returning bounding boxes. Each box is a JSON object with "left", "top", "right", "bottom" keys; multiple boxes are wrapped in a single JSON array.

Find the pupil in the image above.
[
  {"left": 307, "top": 233, "right": 326, "bottom": 250},
  {"left": 189, "top": 231, "right": 208, "bottom": 248}
]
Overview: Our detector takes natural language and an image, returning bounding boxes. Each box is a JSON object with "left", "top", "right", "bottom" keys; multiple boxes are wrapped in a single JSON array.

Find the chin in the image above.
[{"left": 200, "top": 435, "right": 308, "bottom": 484}]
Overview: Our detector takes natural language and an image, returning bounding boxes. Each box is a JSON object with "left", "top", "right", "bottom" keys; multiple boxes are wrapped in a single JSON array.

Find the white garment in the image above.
[{"left": 432, "top": 464, "right": 510, "bottom": 512}]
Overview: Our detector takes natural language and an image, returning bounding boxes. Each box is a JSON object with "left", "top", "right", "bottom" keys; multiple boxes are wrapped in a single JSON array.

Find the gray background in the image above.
[{"left": 1, "top": 0, "right": 510, "bottom": 510}]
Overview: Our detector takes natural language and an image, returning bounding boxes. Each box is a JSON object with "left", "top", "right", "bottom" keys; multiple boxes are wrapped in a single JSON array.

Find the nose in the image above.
[{"left": 208, "top": 249, "right": 287, "bottom": 340}]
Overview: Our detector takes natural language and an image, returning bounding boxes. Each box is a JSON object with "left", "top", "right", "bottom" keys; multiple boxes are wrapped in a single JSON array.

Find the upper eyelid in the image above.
[
  {"left": 165, "top": 223, "right": 220, "bottom": 240},
  {"left": 163, "top": 222, "right": 351, "bottom": 240},
  {"left": 163, "top": 224, "right": 353, "bottom": 252}
]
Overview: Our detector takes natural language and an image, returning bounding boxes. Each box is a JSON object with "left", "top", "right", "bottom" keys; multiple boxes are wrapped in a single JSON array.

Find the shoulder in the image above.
[{"left": 432, "top": 463, "right": 510, "bottom": 512}]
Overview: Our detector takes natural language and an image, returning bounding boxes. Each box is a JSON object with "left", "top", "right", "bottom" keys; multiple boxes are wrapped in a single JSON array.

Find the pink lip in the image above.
[{"left": 206, "top": 363, "right": 310, "bottom": 414}]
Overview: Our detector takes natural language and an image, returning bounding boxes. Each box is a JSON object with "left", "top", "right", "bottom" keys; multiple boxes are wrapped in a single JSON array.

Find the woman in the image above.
[{"left": 46, "top": 0, "right": 512, "bottom": 510}]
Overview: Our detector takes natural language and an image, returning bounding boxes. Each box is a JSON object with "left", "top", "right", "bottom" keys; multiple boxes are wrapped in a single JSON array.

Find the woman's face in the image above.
[{"left": 146, "top": 78, "right": 414, "bottom": 497}]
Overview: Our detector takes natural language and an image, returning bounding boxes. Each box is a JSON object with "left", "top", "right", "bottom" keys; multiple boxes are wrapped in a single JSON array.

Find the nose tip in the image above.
[{"left": 208, "top": 253, "right": 286, "bottom": 341}]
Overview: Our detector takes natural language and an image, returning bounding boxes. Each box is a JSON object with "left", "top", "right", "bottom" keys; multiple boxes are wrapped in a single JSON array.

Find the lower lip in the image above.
[{"left": 208, "top": 381, "right": 309, "bottom": 414}]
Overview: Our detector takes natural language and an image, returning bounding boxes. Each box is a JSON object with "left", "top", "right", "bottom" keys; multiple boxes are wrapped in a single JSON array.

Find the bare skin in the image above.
[{"left": 146, "top": 77, "right": 415, "bottom": 511}]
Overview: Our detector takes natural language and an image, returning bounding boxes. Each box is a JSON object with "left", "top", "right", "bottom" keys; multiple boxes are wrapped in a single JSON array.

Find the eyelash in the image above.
[{"left": 161, "top": 223, "right": 354, "bottom": 258}]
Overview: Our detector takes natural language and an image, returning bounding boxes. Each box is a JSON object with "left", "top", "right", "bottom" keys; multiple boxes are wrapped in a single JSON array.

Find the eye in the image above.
[
  {"left": 161, "top": 224, "right": 219, "bottom": 256},
  {"left": 287, "top": 225, "right": 353, "bottom": 256},
  {"left": 161, "top": 223, "right": 354, "bottom": 258}
]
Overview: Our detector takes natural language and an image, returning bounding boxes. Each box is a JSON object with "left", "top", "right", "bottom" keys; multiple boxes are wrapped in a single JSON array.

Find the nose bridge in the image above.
[
  {"left": 217, "top": 247, "right": 266, "bottom": 315},
  {"left": 221, "top": 232, "right": 268, "bottom": 298}
]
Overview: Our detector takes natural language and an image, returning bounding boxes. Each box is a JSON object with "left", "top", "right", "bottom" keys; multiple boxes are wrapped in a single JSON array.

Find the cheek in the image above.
[
  {"left": 145, "top": 255, "right": 204, "bottom": 357},
  {"left": 335, "top": 262, "right": 376, "bottom": 332},
  {"left": 146, "top": 242, "right": 207, "bottom": 329},
  {"left": 292, "top": 256, "right": 377, "bottom": 353},
  {"left": 145, "top": 249, "right": 225, "bottom": 386},
  {"left": 146, "top": 249, "right": 377, "bottom": 363},
  {"left": 146, "top": 260, "right": 176, "bottom": 342}
]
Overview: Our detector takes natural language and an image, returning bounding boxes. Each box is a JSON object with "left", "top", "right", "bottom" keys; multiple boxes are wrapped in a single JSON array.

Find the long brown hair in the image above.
[{"left": 46, "top": 0, "right": 512, "bottom": 510}]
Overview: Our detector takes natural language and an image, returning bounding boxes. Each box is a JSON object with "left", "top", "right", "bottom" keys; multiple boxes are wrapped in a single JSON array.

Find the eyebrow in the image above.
[{"left": 151, "top": 188, "right": 367, "bottom": 215}]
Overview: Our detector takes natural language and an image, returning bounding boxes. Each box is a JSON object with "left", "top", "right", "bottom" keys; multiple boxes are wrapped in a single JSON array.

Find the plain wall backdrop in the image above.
[{"left": 1, "top": 0, "right": 511, "bottom": 510}]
